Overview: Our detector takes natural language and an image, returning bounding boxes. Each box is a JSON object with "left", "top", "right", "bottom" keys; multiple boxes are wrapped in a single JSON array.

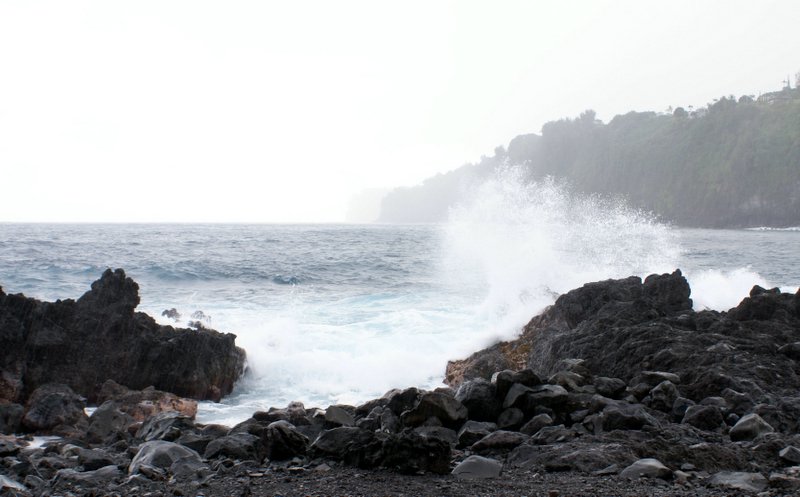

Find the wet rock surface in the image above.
[{"left": 1, "top": 269, "right": 799, "bottom": 495}]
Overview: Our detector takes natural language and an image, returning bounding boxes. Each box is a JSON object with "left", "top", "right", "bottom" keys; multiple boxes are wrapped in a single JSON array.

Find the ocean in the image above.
[{"left": 1, "top": 182, "right": 798, "bottom": 426}]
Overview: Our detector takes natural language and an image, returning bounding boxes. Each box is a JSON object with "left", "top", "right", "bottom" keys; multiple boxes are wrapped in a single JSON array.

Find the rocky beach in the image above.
[{"left": 2, "top": 268, "right": 800, "bottom": 496}]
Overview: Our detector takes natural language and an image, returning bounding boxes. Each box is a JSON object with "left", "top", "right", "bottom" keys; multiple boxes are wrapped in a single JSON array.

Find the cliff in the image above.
[{"left": 378, "top": 93, "right": 800, "bottom": 227}]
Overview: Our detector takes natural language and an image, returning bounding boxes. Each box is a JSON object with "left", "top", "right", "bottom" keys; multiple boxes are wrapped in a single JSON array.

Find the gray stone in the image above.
[
  {"left": 548, "top": 371, "right": 586, "bottom": 392},
  {"left": 22, "top": 383, "right": 87, "bottom": 433},
  {"left": 86, "top": 401, "right": 135, "bottom": 444},
  {"left": 77, "top": 448, "right": 115, "bottom": 471},
  {"left": 502, "top": 383, "right": 534, "bottom": 409},
  {"left": 55, "top": 465, "right": 123, "bottom": 487},
  {"left": 779, "top": 446, "right": 800, "bottom": 465},
  {"left": 400, "top": 392, "right": 467, "bottom": 427},
  {"left": 135, "top": 410, "right": 194, "bottom": 442},
  {"left": 470, "top": 430, "right": 528, "bottom": 454},
  {"left": 380, "top": 408, "right": 400, "bottom": 433},
  {"left": 455, "top": 378, "right": 500, "bottom": 421},
  {"left": 639, "top": 371, "right": 680, "bottom": 386},
  {"left": 729, "top": 413, "right": 774, "bottom": 441},
  {"left": 523, "top": 384, "right": 570, "bottom": 412},
  {"left": 619, "top": 458, "right": 672, "bottom": 480},
  {"left": 647, "top": 381, "right": 678, "bottom": 412},
  {"left": 709, "top": 471, "right": 768, "bottom": 492},
  {"left": 600, "top": 402, "right": 659, "bottom": 431},
  {"left": 0, "top": 475, "right": 27, "bottom": 492},
  {"left": 520, "top": 413, "right": 553, "bottom": 436},
  {"left": 203, "top": 432, "right": 263, "bottom": 461},
  {"left": 769, "top": 473, "right": 800, "bottom": 491},
  {"left": 310, "top": 427, "right": 380, "bottom": 464},
  {"left": 452, "top": 455, "right": 502, "bottom": 479},
  {"left": 457, "top": 420, "right": 496, "bottom": 448},
  {"left": 529, "top": 425, "right": 579, "bottom": 445},
  {"left": 682, "top": 404, "right": 724, "bottom": 431},
  {"left": 129, "top": 440, "right": 205, "bottom": 476},
  {"left": 264, "top": 420, "right": 309, "bottom": 460},
  {"left": 384, "top": 387, "right": 420, "bottom": 415},
  {"left": 593, "top": 377, "right": 627, "bottom": 399},
  {"left": 0, "top": 403, "right": 24, "bottom": 435},
  {"left": 413, "top": 426, "right": 458, "bottom": 445},
  {"left": 671, "top": 396, "right": 695, "bottom": 421},
  {"left": 324, "top": 405, "right": 355, "bottom": 427},
  {"left": 496, "top": 407, "right": 524, "bottom": 430}
]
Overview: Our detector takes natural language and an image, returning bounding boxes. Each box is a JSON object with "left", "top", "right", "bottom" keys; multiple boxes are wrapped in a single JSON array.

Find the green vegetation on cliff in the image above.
[{"left": 379, "top": 89, "right": 800, "bottom": 227}]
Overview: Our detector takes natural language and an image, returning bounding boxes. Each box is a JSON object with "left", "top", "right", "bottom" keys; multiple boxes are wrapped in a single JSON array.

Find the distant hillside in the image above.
[{"left": 378, "top": 88, "right": 800, "bottom": 228}]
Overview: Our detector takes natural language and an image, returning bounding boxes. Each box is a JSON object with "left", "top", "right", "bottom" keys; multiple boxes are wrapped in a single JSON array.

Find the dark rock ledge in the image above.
[
  {"left": 0, "top": 268, "right": 246, "bottom": 404},
  {"left": 2, "top": 269, "right": 800, "bottom": 496}
]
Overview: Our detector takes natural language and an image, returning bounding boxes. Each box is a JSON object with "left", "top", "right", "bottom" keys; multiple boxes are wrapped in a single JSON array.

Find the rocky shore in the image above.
[{"left": 2, "top": 269, "right": 800, "bottom": 496}]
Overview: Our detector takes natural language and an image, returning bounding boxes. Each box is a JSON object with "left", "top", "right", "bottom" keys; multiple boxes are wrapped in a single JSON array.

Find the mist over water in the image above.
[{"left": 0, "top": 173, "right": 797, "bottom": 425}]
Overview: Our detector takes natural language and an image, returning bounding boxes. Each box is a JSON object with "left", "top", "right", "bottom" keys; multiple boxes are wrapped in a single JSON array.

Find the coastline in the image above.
[{"left": 2, "top": 269, "right": 800, "bottom": 495}]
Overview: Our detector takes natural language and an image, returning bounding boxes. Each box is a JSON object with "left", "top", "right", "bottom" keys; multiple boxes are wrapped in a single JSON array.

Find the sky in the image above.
[{"left": 1, "top": 0, "right": 798, "bottom": 222}]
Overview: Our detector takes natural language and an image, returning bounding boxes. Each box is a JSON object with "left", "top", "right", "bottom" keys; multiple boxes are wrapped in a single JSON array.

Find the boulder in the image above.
[
  {"left": 264, "top": 420, "right": 309, "bottom": 460},
  {"left": 86, "top": 401, "right": 135, "bottom": 444},
  {"left": 455, "top": 378, "right": 500, "bottom": 421},
  {"left": 496, "top": 408, "right": 525, "bottom": 430},
  {"left": 769, "top": 473, "right": 800, "bottom": 491},
  {"left": 129, "top": 440, "right": 205, "bottom": 477},
  {"left": 619, "top": 458, "right": 672, "bottom": 480},
  {"left": 176, "top": 423, "right": 227, "bottom": 453},
  {"left": 77, "top": 448, "right": 116, "bottom": 471},
  {"left": 252, "top": 401, "right": 313, "bottom": 426},
  {"left": 470, "top": 430, "right": 528, "bottom": 454},
  {"left": 400, "top": 392, "right": 467, "bottom": 427},
  {"left": 203, "top": 432, "right": 263, "bottom": 461},
  {"left": 529, "top": 425, "right": 579, "bottom": 445},
  {"left": 21, "top": 384, "right": 87, "bottom": 435},
  {"left": 310, "top": 427, "right": 383, "bottom": 467},
  {"left": 381, "top": 430, "right": 450, "bottom": 474},
  {"left": 671, "top": 397, "right": 695, "bottom": 422},
  {"left": 0, "top": 475, "right": 27, "bottom": 493},
  {"left": 647, "top": 381, "right": 678, "bottom": 412},
  {"left": 96, "top": 381, "right": 198, "bottom": 421},
  {"left": 452, "top": 455, "right": 502, "bottom": 479},
  {"left": 413, "top": 426, "right": 458, "bottom": 446},
  {"left": 492, "top": 369, "right": 542, "bottom": 401},
  {"left": 0, "top": 403, "right": 24, "bottom": 435},
  {"left": 681, "top": 405, "right": 724, "bottom": 431},
  {"left": 520, "top": 413, "right": 553, "bottom": 436},
  {"left": 548, "top": 371, "right": 586, "bottom": 392},
  {"left": 599, "top": 402, "right": 658, "bottom": 431},
  {"left": 135, "top": 411, "right": 195, "bottom": 442},
  {"left": 709, "top": 471, "right": 768, "bottom": 492},
  {"left": 0, "top": 269, "right": 246, "bottom": 403},
  {"left": 729, "top": 413, "right": 774, "bottom": 441},
  {"left": 593, "top": 377, "right": 627, "bottom": 399},
  {"left": 457, "top": 421, "right": 496, "bottom": 448},
  {"left": 502, "top": 383, "right": 533, "bottom": 409},
  {"left": 779, "top": 446, "right": 800, "bottom": 465},
  {"left": 384, "top": 387, "right": 420, "bottom": 416},
  {"left": 324, "top": 405, "right": 355, "bottom": 428},
  {"left": 54, "top": 465, "right": 123, "bottom": 487}
]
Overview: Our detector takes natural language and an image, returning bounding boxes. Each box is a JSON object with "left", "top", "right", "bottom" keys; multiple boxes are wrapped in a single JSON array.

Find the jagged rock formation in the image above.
[
  {"left": 0, "top": 269, "right": 246, "bottom": 403},
  {"left": 446, "top": 270, "right": 800, "bottom": 413}
]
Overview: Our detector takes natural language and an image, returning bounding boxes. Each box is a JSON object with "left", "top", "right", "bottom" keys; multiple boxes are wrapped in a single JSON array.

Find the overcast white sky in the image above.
[{"left": 1, "top": 0, "right": 798, "bottom": 222}]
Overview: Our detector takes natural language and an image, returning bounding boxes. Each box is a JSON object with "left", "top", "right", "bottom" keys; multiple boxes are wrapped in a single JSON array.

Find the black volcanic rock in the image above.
[
  {"left": 0, "top": 269, "right": 246, "bottom": 405},
  {"left": 446, "top": 270, "right": 800, "bottom": 418}
]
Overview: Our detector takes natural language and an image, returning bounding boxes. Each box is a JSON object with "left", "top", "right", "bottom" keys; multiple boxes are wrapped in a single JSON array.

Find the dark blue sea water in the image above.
[{"left": 1, "top": 183, "right": 798, "bottom": 425}]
